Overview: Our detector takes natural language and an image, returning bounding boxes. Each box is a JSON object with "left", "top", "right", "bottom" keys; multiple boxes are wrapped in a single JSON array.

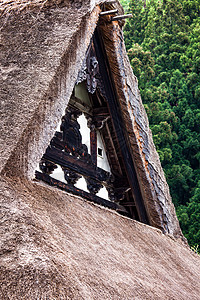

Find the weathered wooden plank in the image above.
[
  {"left": 105, "top": 0, "right": 117, "bottom": 3},
  {"left": 100, "top": 9, "right": 118, "bottom": 16},
  {"left": 93, "top": 29, "right": 149, "bottom": 224},
  {"left": 43, "top": 146, "right": 110, "bottom": 183},
  {"left": 111, "top": 14, "right": 133, "bottom": 21},
  {"left": 35, "top": 171, "right": 128, "bottom": 215},
  {"left": 70, "top": 96, "right": 92, "bottom": 115},
  {"left": 92, "top": 106, "right": 109, "bottom": 114}
]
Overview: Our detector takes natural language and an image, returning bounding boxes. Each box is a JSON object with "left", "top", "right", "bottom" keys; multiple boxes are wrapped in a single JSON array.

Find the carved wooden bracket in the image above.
[
  {"left": 87, "top": 107, "right": 110, "bottom": 131},
  {"left": 86, "top": 177, "right": 103, "bottom": 194},
  {"left": 76, "top": 46, "right": 99, "bottom": 94},
  {"left": 63, "top": 169, "right": 81, "bottom": 185},
  {"left": 39, "top": 159, "right": 57, "bottom": 175}
]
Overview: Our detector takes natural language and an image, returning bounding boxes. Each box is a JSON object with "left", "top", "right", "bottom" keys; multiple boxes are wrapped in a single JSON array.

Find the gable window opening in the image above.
[
  {"left": 35, "top": 31, "right": 149, "bottom": 225},
  {"left": 98, "top": 147, "right": 103, "bottom": 158}
]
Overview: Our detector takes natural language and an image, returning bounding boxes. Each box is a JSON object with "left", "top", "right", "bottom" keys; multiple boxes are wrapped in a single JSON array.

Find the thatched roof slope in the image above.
[
  {"left": 0, "top": 0, "right": 98, "bottom": 15},
  {"left": 1, "top": 175, "right": 200, "bottom": 299},
  {"left": 0, "top": 0, "right": 101, "bottom": 176},
  {"left": 98, "top": 18, "right": 183, "bottom": 239}
]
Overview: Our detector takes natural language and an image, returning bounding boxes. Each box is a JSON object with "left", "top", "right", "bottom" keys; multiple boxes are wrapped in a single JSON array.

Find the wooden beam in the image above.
[
  {"left": 70, "top": 96, "right": 92, "bottom": 116},
  {"left": 100, "top": 9, "right": 118, "bottom": 16},
  {"left": 111, "top": 14, "right": 133, "bottom": 21},
  {"left": 43, "top": 146, "right": 110, "bottom": 183},
  {"left": 35, "top": 171, "right": 128, "bottom": 215},
  {"left": 121, "top": 202, "right": 136, "bottom": 207},
  {"left": 105, "top": 0, "right": 117, "bottom": 3}
]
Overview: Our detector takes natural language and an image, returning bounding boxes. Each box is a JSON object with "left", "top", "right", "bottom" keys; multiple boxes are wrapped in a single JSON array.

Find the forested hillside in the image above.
[{"left": 120, "top": 0, "right": 200, "bottom": 250}]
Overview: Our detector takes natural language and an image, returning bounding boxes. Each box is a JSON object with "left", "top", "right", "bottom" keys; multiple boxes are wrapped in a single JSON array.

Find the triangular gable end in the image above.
[{"left": 35, "top": 27, "right": 149, "bottom": 224}]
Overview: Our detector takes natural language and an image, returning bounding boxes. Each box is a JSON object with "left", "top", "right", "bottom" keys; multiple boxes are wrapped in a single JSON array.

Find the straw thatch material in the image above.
[
  {"left": 1, "top": 175, "right": 200, "bottom": 299},
  {"left": 0, "top": 0, "right": 101, "bottom": 177},
  {"left": 0, "top": 0, "right": 93, "bottom": 16},
  {"left": 1, "top": 1, "right": 200, "bottom": 298}
]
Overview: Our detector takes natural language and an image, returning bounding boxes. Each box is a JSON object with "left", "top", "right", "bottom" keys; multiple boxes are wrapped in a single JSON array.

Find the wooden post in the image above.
[{"left": 90, "top": 126, "right": 97, "bottom": 166}]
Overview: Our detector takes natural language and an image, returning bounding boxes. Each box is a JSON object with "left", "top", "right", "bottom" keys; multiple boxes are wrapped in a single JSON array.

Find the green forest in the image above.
[{"left": 120, "top": 0, "right": 200, "bottom": 251}]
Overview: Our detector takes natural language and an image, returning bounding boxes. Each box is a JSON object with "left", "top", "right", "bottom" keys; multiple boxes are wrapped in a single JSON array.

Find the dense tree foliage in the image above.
[{"left": 120, "top": 0, "right": 200, "bottom": 250}]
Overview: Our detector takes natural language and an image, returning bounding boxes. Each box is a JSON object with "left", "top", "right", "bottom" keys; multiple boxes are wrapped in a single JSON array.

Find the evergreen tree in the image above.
[{"left": 120, "top": 0, "right": 200, "bottom": 250}]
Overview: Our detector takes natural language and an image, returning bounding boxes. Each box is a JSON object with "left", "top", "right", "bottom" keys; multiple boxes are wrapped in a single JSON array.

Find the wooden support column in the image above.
[{"left": 90, "top": 126, "right": 97, "bottom": 165}]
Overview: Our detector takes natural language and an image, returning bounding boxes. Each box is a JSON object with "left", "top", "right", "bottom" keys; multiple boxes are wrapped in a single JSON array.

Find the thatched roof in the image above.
[
  {"left": 0, "top": 0, "right": 181, "bottom": 237},
  {"left": 1, "top": 0, "right": 199, "bottom": 298},
  {"left": 0, "top": 0, "right": 95, "bottom": 15},
  {"left": 1, "top": 175, "right": 200, "bottom": 299},
  {"left": 0, "top": 0, "right": 102, "bottom": 176}
]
